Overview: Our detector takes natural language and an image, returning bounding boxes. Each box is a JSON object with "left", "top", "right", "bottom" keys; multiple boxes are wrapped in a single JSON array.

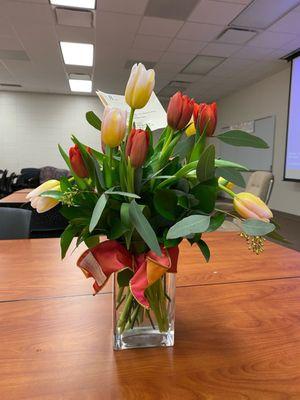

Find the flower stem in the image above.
[
  {"left": 218, "top": 184, "right": 236, "bottom": 198},
  {"left": 127, "top": 108, "right": 135, "bottom": 137}
]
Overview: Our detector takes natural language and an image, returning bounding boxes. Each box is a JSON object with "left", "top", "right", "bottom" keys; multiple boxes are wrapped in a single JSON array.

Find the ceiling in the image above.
[{"left": 0, "top": 0, "right": 299, "bottom": 103}]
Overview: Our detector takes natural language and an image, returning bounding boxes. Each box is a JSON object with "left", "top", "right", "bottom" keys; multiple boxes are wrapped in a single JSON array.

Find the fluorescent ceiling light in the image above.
[
  {"left": 60, "top": 42, "right": 94, "bottom": 66},
  {"left": 49, "top": 0, "right": 96, "bottom": 9},
  {"left": 182, "top": 55, "right": 225, "bottom": 75},
  {"left": 231, "top": 0, "right": 300, "bottom": 29},
  {"left": 69, "top": 79, "right": 92, "bottom": 92}
]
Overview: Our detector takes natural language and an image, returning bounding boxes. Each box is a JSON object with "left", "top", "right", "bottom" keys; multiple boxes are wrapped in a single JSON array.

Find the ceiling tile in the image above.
[
  {"left": 127, "top": 48, "right": 163, "bottom": 62},
  {"left": 248, "top": 31, "right": 297, "bottom": 48},
  {"left": 0, "top": 16, "right": 15, "bottom": 37},
  {"left": 4, "top": 1, "right": 53, "bottom": 25},
  {"left": 278, "top": 37, "right": 300, "bottom": 54},
  {"left": 268, "top": 11, "right": 300, "bottom": 34},
  {"left": 200, "top": 42, "right": 241, "bottom": 57},
  {"left": 213, "top": 0, "right": 252, "bottom": 4},
  {"left": 159, "top": 51, "right": 195, "bottom": 65},
  {"left": 155, "top": 63, "right": 185, "bottom": 74},
  {"left": 0, "top": 35, "right": 24, "bottom": 51},
  {"left": 167, "top": 38, "right": 207, "bottom": 54},
  {"left": 208, "top": 57, "right": 255, "bottom": 77},
  {"left": 97, "top": 11, "right": 141, "bottom": 35},
  {"left": 177, "top": 22, "right": 224, "bottom": 41},
  {"left": 132, "top": 34, "right": 172, "bottom": 51},
  {"left": 217, "top": 28, "right": 257, "bottom": 44},
  {"left": 175, "top": 73, "right": 202, "bottom": 82},
  {"left": 55, "top": 8, "right": 93, "bottom": 28},
  {"left": 231, "top": 45, "right": 275, "bottom": 60},
  {"left": 144, "top": 0, "right": 199, "bottom": 20},
  {"left": 98, "top": 0, "right": 149, "bottom": 15},
  {"left": 188, "top": 0, "right": 246, "bottom": 25},
  {"left": 0, "top": 61, "right": 15, "bottom": 83},
  {"left": 139, "top": 17, "right": 183, "bottom": 37},
  {"left": 294, "top": 4, "right": 300, "bottom": 11},
  {"left": 55, "top": 25, "right": 95, "bottom": 43}
]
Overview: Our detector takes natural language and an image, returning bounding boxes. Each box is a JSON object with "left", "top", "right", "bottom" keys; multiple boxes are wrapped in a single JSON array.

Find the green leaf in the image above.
[
  {"left": 242, "top": 219, "right": 275, "bottom": 236},
  {"left": 206, "top": 212, "right": 226, "bottom": 232},
  {"left": 215, "top": 167, "right": 246, "bottom": 188},
  {"left": 196, "top": 239, "right": 210, "bottom": 262},
  {"left": 117, "top": 268, "right": 134, "bottom": 287},
  {"left": 215, "top": 159, "right": 248, "bottom": 171},
  {"left": 191, "top": 179, "right": 218, "bottom": 214},
  {"left": 84, "top": 235, "right": 99, "bottom": 248},
  {"left": 129, "top": 200, "right": 162, "bottom": 256},
  {"left": 217, "top": 130, "right": 269, "bottom": 148},
  {"left": 154, "top": 189, "right": 178, "bottom": 221},
  {"left": 167, "top": 215, "right": 211, "bottom": 239},
  {"left": 196, "top": 144, "right": 215, "bottom": 183},
  {"left": 105, "top": 190, "right": 140, "bottom": 199},
  {"left": 60, "top": 224, "right": 76, "bottom": 259},
  {"left": 40, "top": 190, "right": 63, "bottom": 200},
  {"left": 60, "top": 176, "right": 71, "bottom": 191},
  {"left": 174, "top": 136, "right": 194, "bottom": 160},
  {"left": 86, "top": 111, "right": 101, "bottom": 130},
  {"left": 89, "top": 193, "right": 107, "bottom": 232}
]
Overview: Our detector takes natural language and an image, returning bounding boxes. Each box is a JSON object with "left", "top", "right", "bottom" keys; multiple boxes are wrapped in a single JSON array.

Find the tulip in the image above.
[
  {"left": 218, "top": 177, "right": 234, "bottom": 191},
  {"left": 69, "top": 145, "right": 88, "bottom": 178},
  {"left": 26, "top": 180, "right": 60, "bottom": 213},
  {"left": 126, "top": 128, "right": 150, "bottom": 168},
  {"left": 167, "top": 92, "right": 194, "bottom": 130},
  {"left": 186, "top": 120, "right": 196, "bottom": 137},
  {"left": 101, "top": 106, "right": 127, "bottom": 148},
  {"left": 233, "top": 192, "right": 273, "bottom": 222},
  {"left": 125, "top": 63, "right": 155, "bottom": 109},
  {"left": 193, "top": 102, "right": 217, "bottom": 137}
]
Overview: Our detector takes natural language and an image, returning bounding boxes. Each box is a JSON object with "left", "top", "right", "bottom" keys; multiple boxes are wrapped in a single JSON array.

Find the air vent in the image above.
[
  {"left": 55, "top": 7, "right": 93, "bottom": 27},
  {"left": 124, "top": 60, "right": 156, "bottom": 70},
  {"left": 0, "top": 50, "right": 29, "bottom": 61},
  {"left": 0, "top": 83, "right": 22, "bottom": 87},
  {"left": 217, "top": 28, "right": 257, "bottom": 44},
  {"left": 69, "top": 73, "right": 91, "bottom": 80}
]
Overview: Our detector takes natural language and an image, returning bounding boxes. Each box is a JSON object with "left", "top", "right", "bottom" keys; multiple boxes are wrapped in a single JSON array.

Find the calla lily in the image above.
[
  {"left": 26, "top": 180, "right": 60, "bottom": 213},
  {"left": 125, "top": 63, "right": 155, "bottom": 109}
]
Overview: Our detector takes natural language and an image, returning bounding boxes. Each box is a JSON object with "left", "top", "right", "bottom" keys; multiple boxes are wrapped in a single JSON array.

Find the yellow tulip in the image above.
[
  {"left": 26, "top": 180, "right": 60, "bottom": 213},
  {"left": 101, "top": 106, "right": 127, "bottom": 148},
  {"left": 125, "top": 63, "right": 155, "bottom": 109},
  {"left": 233, "top": 192, "right": 273, "bottom": 222},
  {"left": 185, "top": 121, "right": 196, "bottom": 137}
]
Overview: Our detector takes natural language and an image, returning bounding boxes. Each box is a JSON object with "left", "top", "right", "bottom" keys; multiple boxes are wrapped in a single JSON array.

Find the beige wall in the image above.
[{"left": 217, "top": 66, "right": 300, "bottom": 216}]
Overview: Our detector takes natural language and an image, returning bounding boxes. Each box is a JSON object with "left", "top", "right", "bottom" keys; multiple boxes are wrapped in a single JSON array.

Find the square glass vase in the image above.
[{"left": 113, "top": 273, "right": 175, "bottom": 350}]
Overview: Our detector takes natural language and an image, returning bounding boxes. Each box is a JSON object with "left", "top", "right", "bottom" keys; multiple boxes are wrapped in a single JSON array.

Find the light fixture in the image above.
[
  {"left": 231, "top": 0, "right": 300, "bottom": 29},
  {"left": 60, "top": 42, "right": 94, "bottom": 66},
  {"left": 49, "top": 0, "right": 96, "bottom": 9},
  {"left": 69, "top": 79, "right": 92, "bottom": 92}
]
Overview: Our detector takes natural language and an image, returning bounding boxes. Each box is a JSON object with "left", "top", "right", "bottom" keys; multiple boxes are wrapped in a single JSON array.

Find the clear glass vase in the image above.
[{"left": 113, "top": 273, "right": 176, "bottom": 350}]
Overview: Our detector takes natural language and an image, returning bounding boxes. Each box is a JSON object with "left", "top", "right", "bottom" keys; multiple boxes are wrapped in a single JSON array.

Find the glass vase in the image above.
[{"left": 113, "top": 273, "right": 176, "bottom": 350}]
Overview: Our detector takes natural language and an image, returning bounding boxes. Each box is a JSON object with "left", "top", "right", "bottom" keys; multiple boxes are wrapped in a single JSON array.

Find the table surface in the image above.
[
  {"left": 0, "top": 188, "right": 31, "bottom": 204},
  {"left": 1, "top": 232, "right": 300, "bottom": 399}
]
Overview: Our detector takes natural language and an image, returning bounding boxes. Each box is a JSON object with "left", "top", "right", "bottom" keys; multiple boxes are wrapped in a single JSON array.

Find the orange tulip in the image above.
[
  {"left": 126, "top": 128, "right": 150, "bottom": 168},
  {"left": 193, "top": 102, "right": 217, "bottom": 137},
  {"left": 167, "top": 91, "right": 194, "bottom": 130}
]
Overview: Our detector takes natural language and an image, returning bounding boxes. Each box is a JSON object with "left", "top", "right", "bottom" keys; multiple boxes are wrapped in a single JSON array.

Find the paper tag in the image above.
[{"left": 96, "top": 90, "right": 167, "bottom": 131}]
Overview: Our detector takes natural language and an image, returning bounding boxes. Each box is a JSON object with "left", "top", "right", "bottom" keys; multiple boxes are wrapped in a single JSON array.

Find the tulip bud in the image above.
[
  {"left": 193, "top": 102, "right": 217, "bottom": 137},
  {"left": 218, "top": 177, "right": 234, "bottom": 190},
  {"left": 185, "top": 119, "right": 196, "bottom": 137},
  {"left": 69, "top": 145, "right": 88, "bottom": 178},
  {"left": 167, "top": 91, "right": 194, "bottom": 130},
  {"left": 101, "top": 106, "right": 127, "bottom": 148},
  {"left": 126, "top": 128, "right": 150, "bottom": 168},
  {"left": 233, "top": 192, "right": 273, "bottom": 222},
  {"left": 125, "top": 63, "right": 155, "bottom": 109},
  {"left": 26, "top": 180, "right": 60, "bottom": 213}
]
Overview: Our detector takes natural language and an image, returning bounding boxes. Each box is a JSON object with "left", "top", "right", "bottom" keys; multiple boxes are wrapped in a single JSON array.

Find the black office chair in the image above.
[{"left": 0, "top": 208, "right": 32, "bottom": 239}]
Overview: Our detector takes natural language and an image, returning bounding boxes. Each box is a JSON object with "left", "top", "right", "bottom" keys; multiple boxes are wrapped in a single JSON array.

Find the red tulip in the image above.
[
  {"left": 167, "top": 91, "right": 194, "bottom": 130},
  {"left": 126, "top": 128, "right": 150, "bottom": 168},
  {"left": 193, "top": 102, "right": 217, "bottom": 137},
  {"left": 69, "top": 144, "right": 88, "bottom": 178}
]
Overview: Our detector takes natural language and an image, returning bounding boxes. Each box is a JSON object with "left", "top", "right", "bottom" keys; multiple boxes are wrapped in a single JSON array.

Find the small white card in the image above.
[{"left": 96, "top": 90, "right": 167, "bottom": 131}]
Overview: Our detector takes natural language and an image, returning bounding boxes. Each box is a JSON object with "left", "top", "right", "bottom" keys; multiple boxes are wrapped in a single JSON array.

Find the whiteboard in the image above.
[{"left": 219, "top": 116, "right": 275, "bottom": 172}]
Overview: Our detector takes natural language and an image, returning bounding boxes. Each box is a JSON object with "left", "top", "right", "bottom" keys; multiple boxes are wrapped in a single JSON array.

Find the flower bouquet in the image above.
[{"left": 27, "top": 63, "right": 282, "bottom": 350}]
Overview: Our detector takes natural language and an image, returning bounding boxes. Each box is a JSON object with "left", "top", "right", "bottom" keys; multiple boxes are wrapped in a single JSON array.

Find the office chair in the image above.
[{"left": 0, "top": 208, "right": 32, "bottom": 239}]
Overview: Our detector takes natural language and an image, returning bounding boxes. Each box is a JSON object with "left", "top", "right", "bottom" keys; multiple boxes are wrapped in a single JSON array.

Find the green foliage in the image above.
[
  {"left": 195, "top": 239, "right": 210, "bottom": 262},
  {"left": 86, "top": 111, "right": 101, "bottom": 130},
  {"left": 206, "top": 212, "right": 226, "bottom": 232},
  {"left": 242, "top": 219, "right": 275, "bottom": 236},
  {"left": 191, "top": 178, "right": 218, "bottom": 214},
  {"left": 196, "top": 144, "right": 215, "bottom": 183},
  {"left": 166, "top": 215, "right": 211, "bottom": 239},
  {"left": 217, "top": 130, "right": 269, "bottom": 148},
  {"left": 60, "top": 224, "right": 77, "bottom": 259},
  {"left": 215, "top": 167, "right": 246, "bottom": 188},
  {"left": 154, "top": 189, "right": 178, "bottom": 221},
  {"left": 89, "top": 193, "right": 108, "bottom": 232},
  {"left": 40, "top": 190, "right": 63, "bottom": 200},
  {"left": 117, "top": 268, "right": 134, "bottom": 287}
]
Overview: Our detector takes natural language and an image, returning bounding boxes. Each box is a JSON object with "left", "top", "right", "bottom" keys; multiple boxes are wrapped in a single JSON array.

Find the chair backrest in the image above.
[
  {"left": 0, "top": 208, "right": 32, "bottom": 239},
  {"left": 245, "top": 171, "right": 274, "bottom": 203},
  {"left": 39, "top": 166, "right": 70, "bottom": 184}
]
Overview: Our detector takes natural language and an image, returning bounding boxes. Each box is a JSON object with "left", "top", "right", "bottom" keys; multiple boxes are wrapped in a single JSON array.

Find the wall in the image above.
[
  {"left": 0, "top": 91, "right": 101, "bottom": 173},
  {"left": 217, "top": 67, "right": 300, "bottom": 215}
]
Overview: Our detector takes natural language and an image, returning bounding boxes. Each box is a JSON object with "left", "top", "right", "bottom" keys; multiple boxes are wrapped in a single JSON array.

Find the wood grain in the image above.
[
  {"left": 1, "top": 233, "right": 300, "bottom": 301},
  {"left": 1, "top": 279, "right": 300, "bottom": 400},
  {"left": 0, "top": 189, "right": 30, "bottom": 204}
]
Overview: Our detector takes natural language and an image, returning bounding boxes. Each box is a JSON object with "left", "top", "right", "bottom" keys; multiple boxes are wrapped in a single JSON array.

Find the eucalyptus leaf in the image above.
[
  {"left": 196, "top": 239, "right": 210, "bottom": 262},
  {"left": 215, "top": 159, "right": 248, "bottom": 171},
  {"left": 196, "top": 144, "right": 215, "bottom": 183},
  {"left": 86, "top": 111, "right": 101, "bottom": 130},
  {"left": 166, "top": 215, "right": 211, "bottom": 239},
  {"left": 242, "top": 219, "right": 275, "bottom": 236},
  {"left": 154, "top": 189, "right": 178, "bottom": 221},
  {"left": 206, "top": 212, "right": 226, "bottom": 232},
  {"left": 60, "top": 224, "right": 76, "bottom": 259},
  {"left": 129, "top": 200, "right": 162, "bottom": 256},
  {"left": 217, "top": 130, "right": 269, "bottom": 148},
  {"left": 89, "top": 193, "right": 107, "bottom": 232}
]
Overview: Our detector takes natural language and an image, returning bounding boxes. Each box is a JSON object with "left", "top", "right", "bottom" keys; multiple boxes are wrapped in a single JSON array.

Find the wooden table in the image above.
[
  {"left": 1, "top": 232, "right": 300, "bottom": 399},
  {"left": 0, "top": 189, "right": 31, "bottom": 204}
]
